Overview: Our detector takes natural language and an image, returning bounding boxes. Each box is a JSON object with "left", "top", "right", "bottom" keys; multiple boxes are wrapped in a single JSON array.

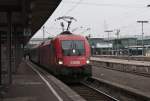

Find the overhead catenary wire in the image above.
[
  {"left": 61, "top": 0, "right": 150, "bottom": 31},
  {"left": 63, "top": 0, "right": 84, "bottom": 15},
  {"left": 44, "top": 27, "right": 57, "bottom": 37},
  {"left": 117, "top": 9, "right": 150, "bottom": 30},
  {"left": 40, "top": 26, "right": 57, "bottom": 38},
  {"left": 40, "top": 0, "right": 150, "bottom": 38},
  {"left": 62, "top": 0, "right": 147, "bottom": 8},
  {"left": 103, "top": 6, "right": 150, "bottom": 33}
]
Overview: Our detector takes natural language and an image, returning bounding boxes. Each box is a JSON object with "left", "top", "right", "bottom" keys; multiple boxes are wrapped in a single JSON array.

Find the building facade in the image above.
[{"left": 89, "top": 36, "right": 150, "bottom": 56}]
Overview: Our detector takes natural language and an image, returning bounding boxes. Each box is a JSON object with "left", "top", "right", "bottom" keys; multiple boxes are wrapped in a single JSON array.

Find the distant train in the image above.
[{"left": 29, "top": 31, "right": 92, "bottom": 82}]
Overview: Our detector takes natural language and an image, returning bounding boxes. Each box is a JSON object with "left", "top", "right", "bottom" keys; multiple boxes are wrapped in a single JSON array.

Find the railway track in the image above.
[
  {"left": 68, "top": 83, "right": 117, "bottom": 101},
  {"left": 79, "top": 77, "right": 150, "bottom": 101},
  {"left": 68, "top": 77, "right": 150, "bottom": 101}
]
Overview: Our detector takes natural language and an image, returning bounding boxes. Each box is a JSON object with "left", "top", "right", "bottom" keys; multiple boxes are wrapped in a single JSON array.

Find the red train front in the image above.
[{"left": 30, "top": 31, "right": 92, "bottom": 82}]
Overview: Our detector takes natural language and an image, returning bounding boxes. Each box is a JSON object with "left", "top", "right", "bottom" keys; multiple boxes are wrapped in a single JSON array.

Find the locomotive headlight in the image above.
[
  {"left": 86, "top": 60, "right": 90, "bottom": 64},
  {"left": 58, "top": 61, "right": 63, "bottom": 65}
]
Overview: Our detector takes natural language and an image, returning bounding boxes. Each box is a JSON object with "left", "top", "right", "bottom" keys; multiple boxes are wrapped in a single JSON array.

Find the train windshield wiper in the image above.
[
  {"left": 74, "top": 44, "right": 81, "bottom": 56},
  {"left": 67, "top": 41, "right": 74, "bottom": 56}
]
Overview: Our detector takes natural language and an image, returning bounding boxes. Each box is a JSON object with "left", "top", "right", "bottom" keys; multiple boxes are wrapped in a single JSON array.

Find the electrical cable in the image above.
[
  {"left": 63, "top": 0, "right": 84, "bottom": 15},
  {"left": 62, "top": 1, "right": 147, "bottom": 8}
]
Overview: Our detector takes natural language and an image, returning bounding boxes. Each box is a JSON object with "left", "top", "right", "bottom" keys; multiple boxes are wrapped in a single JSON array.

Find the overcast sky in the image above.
[{"left": 33, "top": 0, "right": 150, "bottom": 38}]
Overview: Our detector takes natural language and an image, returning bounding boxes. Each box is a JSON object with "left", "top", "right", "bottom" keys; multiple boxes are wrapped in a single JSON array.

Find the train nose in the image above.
[{"left": 62, "top": 56, "right": 88, "bottom": 67}]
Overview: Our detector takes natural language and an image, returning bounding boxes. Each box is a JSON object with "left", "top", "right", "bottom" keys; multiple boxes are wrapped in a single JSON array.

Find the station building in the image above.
[
  {"left": 89, "top": 36, "right": 150, "bottom": 56},
  {"left": 88, "top": 38, "right": 112, "bottom": 55},
  {"left": 137, "top": 36, "right": 150, "bottom": 56}
]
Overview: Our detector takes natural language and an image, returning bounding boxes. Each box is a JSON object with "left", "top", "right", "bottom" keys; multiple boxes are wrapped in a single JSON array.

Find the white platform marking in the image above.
[{"left": 28, "top": 63, "right": 63, "bottom": 101}]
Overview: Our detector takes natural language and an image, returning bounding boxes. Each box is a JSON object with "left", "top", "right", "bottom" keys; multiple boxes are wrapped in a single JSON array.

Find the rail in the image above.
[{"left": 82, "top": 77, "right": 150, "bottom": 101}]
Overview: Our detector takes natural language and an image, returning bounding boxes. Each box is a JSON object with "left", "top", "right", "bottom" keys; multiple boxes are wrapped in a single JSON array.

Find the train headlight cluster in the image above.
[
  {"left": 58, "top": 61, "right": 63, "bottom": 65},
  {"left": 86, "top": 60, "right": 90, "bottom": 64}
]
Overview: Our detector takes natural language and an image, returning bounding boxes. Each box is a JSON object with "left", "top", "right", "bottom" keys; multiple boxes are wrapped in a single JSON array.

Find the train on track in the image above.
[{"left": 29, "top": 31, "right": 92, "bottom": 82}]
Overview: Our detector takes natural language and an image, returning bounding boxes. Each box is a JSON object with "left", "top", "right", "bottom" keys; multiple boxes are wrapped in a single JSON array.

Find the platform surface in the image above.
[
  {"left": 1, "top": 60, "right": 71, "bottom": 101},
  {"left": 93, "top": 65, "right": 150, "bottom": 97},
  {"left": 91, "top": 57, "right": 150, "bottom": 66}
]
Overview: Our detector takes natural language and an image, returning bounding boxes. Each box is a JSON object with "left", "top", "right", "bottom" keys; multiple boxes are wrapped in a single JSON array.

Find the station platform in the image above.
[
  {"left": 1, "top": 59, "right": 84, "bottom": 101},
  {"left": 92, "top": 55, "right": 150, "bottom": 61},
  {"left": 91, "top": 57, "right": 150, "bottom": 66},
  {"left": 91, "top": 57, "right": 150, "bottom": 76},
  {"left": 92, "top": 65, "right": 150, "bottom": 98}
]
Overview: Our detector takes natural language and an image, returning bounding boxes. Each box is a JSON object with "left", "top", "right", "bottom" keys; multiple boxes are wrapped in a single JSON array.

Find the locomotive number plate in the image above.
[{"left": 70, "top": 61, "right": 80, "bottom": 64}]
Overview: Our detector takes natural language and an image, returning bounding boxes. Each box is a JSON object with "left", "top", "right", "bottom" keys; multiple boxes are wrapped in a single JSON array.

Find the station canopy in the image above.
[{"left": 0, "top": 0, "right": 61, "bottom": 44}]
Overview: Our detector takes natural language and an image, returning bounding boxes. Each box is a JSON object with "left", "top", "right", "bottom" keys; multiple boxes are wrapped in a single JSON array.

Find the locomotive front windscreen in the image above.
[{"left": 62, "top": 40, "right": 85, "bottom": 56}]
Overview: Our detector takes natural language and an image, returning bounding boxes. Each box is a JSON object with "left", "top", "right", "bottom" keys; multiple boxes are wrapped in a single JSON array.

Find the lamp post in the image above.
[
  {"left": 105, "top": 30, "right": 113, "bottom": 55},
  {"left": 137, "top": 20, "right": 148, "bottom": 56},
  {"left": 115, "top": 29, "right": 120, "bottom": 56}
]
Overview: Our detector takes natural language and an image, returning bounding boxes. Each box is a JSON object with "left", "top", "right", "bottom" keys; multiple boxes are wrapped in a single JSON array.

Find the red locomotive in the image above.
[
  {"left": 30, "top": 31, "right": 92, "bottom": 82},
  {"left": 29, "top": 16, "right": 92, "bottom": 82}
]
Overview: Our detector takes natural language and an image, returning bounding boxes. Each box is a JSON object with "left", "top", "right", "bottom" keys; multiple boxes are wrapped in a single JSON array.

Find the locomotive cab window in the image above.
[{"left": 61, "top": 40, "right": 85, "bottom": 56}]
